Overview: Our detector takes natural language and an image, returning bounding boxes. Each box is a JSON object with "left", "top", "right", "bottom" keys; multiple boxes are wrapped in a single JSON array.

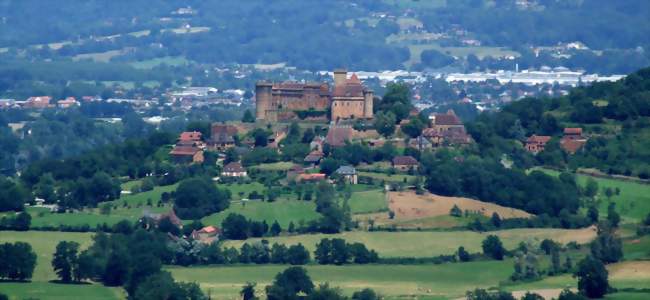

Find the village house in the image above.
[
  {"left": 304, "top": 150, "right": 324, "bottom": 166},
  {"left": 424, "top": 110, "right": 472, "bottom": 146},
  {"left": 560, "top": 127, "right": 588, "bottom": 154},
  {"left": 170, "top": 145, "right": 204, "bottom": 164},
  {"left": 392, "top": 155, "right": 419, "bottom": 172},
  {"left": 525, "top": 135, "right": 552, "bottom": 154},
  {"left": 286, "top": 165, "right": 305, "bottom": 181},
  {"left": 408, "top": 136, "right": 433, "bottom": 151},
  {"left": 141, "top": 209, "right": 184, "bottom": 229},
  {"left": 222, "top": 162, "right": 247, "bottom": 177},
  {"left": 297, "top": 173, "right": 327, "bottom": 182},
  {"left": 57, "top": 97, "right": 79, "bottom": 108},
  {"left": 209, "top": 124, "right": 238, "bottom": 151},
  {"left": 335, "top": 165, "right": 358, "bottom": 184},
  {"left": 24, "top": 96, "right": 52, "bottom": 109},
  {"left": 325, "top": 126, "right": 354, "bottom": 147},
  {"left": 190, "top": 226, "right": 220, "bottom": 244},
  {"left": 429, "top": 110, "right": 464, "bottom": 133},
  {"left": 310, "top": 136, "right": 326, "bottom": 152}
]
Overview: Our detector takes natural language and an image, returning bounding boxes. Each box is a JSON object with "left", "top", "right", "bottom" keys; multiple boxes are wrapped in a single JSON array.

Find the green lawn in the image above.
[
  {"left": 220, "top": 182, "right": 266, "bottom": 200},
  {"left": 250, "top": 162, "right": 295, "bottom": 171},
  {"left": 29, "top": 184, "right": 178, "bottom": 228},
  {"left": 0, "top": 282, "right": 123, "bottom": 300},
  {"left": 358, "top": 171, "right": 416, "bottom": 183},
  {"left": 201, "top": 199, "right": 319, "bottom": 228},
  {"left": 168, "top": 260, "right": 513, "bottom": 299},
  {"left": 224, "top": 228, "right": 595, "bottom": 258},
  {"left": 535, "top": 168, "right": 650, "bottom": 223},
  {"left": 348, "top": 189, "right": 387, "bottom": 214}
]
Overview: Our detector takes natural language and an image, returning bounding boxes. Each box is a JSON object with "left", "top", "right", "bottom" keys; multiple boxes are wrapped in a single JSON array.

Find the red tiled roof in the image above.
[
  {"left": 325, "top": 127, "right": 354, "bottom": 147},
  {"left": 170, "top": 146, "right": 200, "bottom": 156},
  {"left": 223, "top": 162, "right": 245, "bottom": 173},
  {"left": 560, "top": 138, "right": 587, "bottom": 154},
  {"left": 198, "top": 226, "right": 220, "bottom": 234},
  {"left": 180, "top": 131, "right": 202, "bottom": 142},
  {"left": 298, "top": 173, "right": 326, "bottom": 181},
  {"left": 211, "top": 124, "right": 238, "bottom": 136},
  {"left": 526, "top": 135, "right": 552, "bottom": 143},
  {"left": 564, "top": 128, "right": 583, "bottom": 135},
  {"left": 432, "top": 113, "right": 462, "bottom": 126},
  {"left": 393, "top": 155, "right": 419, "bottom": 166}
]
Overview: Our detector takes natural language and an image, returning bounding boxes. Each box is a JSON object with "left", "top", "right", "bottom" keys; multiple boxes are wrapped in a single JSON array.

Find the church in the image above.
[{"left": 255, "top": 69, "right": 374, "bottom": 122}]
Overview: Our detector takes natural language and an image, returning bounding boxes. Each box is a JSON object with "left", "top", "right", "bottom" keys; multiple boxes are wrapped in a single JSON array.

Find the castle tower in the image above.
[
  {"left": 363, "top": 89, "right": 374, "bottom": 119},
  {"left": 333, "top": 69, "right": 347, "bottom": 87},
  {"left": 255, "top": 82, "right": 272, "bottom": 120}
]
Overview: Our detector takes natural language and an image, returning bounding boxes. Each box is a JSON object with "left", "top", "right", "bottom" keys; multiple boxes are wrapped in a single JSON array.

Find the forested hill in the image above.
[{"left": 468, "top": 67, "right": 650, "bottom": 178}]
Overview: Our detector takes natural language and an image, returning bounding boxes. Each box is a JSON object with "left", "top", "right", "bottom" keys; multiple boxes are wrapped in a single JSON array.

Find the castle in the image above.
[{"left": 255, "top": 69, "right": 374, "bottom": 122}]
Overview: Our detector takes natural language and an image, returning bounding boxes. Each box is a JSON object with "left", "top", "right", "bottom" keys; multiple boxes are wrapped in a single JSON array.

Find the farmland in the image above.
[
  {"left": 201, "top": 199, "right": 319, "bottom": 228},
  {"left": 224, "top": 227, "right": 597, "bottom": 258}
]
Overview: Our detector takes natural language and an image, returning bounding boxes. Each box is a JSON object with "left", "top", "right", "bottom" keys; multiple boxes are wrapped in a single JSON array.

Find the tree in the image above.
[
  {"left": 0, "top": 242, "right": 37, "bottom": 281},
  {"left": 590, "top": 224, "right": 623, "bottom": 264},
  {"left": 458, "top": 246, "right": 471, "bottom": 262},
  {"left": 482, "top": 235, "right": 506, "bottom": 260},
  {"left": 315, "top": 238, "right": 332, "bottom": 264},
  {"left": 401, "top": 117, "right": 425, "bottom": 138},
  {"left": 173, "top": 177, "right": 231, "bottom": 219},
  {"left": 521, "top": 292, "right": 545, "bottom": 300},
  {"left": 133, "top": 271, "right": 206, "bottom": 300},
  {"left": 539, "top": 239, "right": 558, "bottom": 255},
  {"left": 11, "top": 212, "right": 31, "bottom": 231},
  {"left": 241, "top": 282, "right": 258, "bottom": 300},
  {"left": 373, "top": 111, "right": 397, "bottom": 138},
  {"left": 606, "top": 203, "right": 620, "bottom": 228},
  {"left": 222, "top": 213, "right": 250, "bottom": 240},
  {"left": 286, "top": 244, "right": 310, "bottom": 265},
  {"left": 491, "top": 212, "right": 502, "bottom": 228},
  {"left": 52, "top": 241, "right": 80, "bottom": 283},
  {"left": 574, "top": 256, "right": 609, "bottom": 298},
  {"left": 307, "top": 283, "right": 347, "bottom": 300},
  {"left": 242, "top": 109, "right": 256, "bottom": 123},
  {"left": 352, "top": 289, "right": 380, "bottom": 300},
  {"left": 557, "top": 289, "right": 588, "bottom": 300},
  {"left": 587, "top": 206, "right": 599, "bottom": 224},
  {"left": 266, "top": 267, "right": 314, "bottom": 300},
  {"left": 449, "top": 204, "right": 462, "bottom": 217},
  {"left": 0, "top": 177, "right": 31, "bottom": 212},
  {"left": 584, "top": 178, "right": 599, "bottom": 199},
  {"left": 270, "top": 221, "right": 282, "bottom": 236}
]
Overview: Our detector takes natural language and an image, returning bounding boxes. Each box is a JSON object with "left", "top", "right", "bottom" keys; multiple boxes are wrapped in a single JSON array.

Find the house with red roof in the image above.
[
  {"left": 392, "top": 155, "right": 419, "bottom": 171},
  {"left": 24, "top": 96, "right": 52, "bottom": 109},
  {"left": 191, "top": 225, "right": 221, "bottom": 244},
  {"left": 222, "top": 162, "right": 247, "bottom": 177},
  {"left": 525, "top": 135, "right": 552, "bottom": 154},
  {"left": 560, "top": 127, "right": 587, "bottom": 154}
]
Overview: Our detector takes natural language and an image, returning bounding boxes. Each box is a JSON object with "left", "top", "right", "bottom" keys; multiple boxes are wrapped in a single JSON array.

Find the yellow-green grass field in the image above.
[
  {"left": 358, "top": 171, "right": 416, "bottom": 183},
  {"left": 225, "top": 227, "right": 596, "bottom": 258},
  {"left": 201, "top": 199, "right": 320, "bottom": 228},
  {"left": 168, "top": 260, "right": 513, "bottom": 300},
  {"left": 536, "top": 168, "right": 650, "bottom": 223},
  {"left": 220, "top": 182, "right": 266, "bottom": 200},
  {"left": 28, "top": 184, "right": 178, "bottom": 228},
  {"left": 0, "top": 231, "right": 123, "bottom": 300},
  {"left": 250, "top": 162, "right": 295, "bottom": 171},
  {"left": 347, "top": 189, "right": 388, "bottom": 214}
]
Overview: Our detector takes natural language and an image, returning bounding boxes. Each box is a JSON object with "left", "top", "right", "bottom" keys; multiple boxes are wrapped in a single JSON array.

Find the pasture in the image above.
[
  {"left": 358, "top": 171, "right": 416, "bottom": 183},
  {"left": 0, "top": 231, "right": 122, "bottom": 300},
  {"left": 224, "top": 227, "right": 597, "bottom": 258},
  {"left": 347, "top": 189, "right": 387, "bottom": 214},
  {"left": 168, "top": 260, "right": 513, "bottom": 300},
  {"left": 536, "top": 168, "right": 650, "bottom": 223},
  {"left": 201, "top": 199, "right": 319, "bottom": 228}
]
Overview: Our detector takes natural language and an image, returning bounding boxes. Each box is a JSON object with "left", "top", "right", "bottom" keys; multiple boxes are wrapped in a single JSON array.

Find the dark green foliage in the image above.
[
  {"left": 419, "top": 49, "right": 455, "bottom": 69},
  {"left": 401, "top": 117, "right": 425, "bottom": 138},
  {"left": 0, "top": 212, "right": 31, "bottom": 231},
  {"left": 466, "top": 289, "right": 516, "bottom": 300},
  {"left": 457, "top": 246, "right": 471, "bottom": 262},
  {"left": 587, "top": 206, "right": 599, "bottom": 224},
  {"left": 270, "top": 221, "right": 282, "bottom": 236},
  {"left": 266, "top": 267, "right": 314, "bottom": 300},
  {"left": 306, "top": 284, "right": 347, "bottom": 300},
  {"left": 242, "top": 110, "right": 256, "bottom": 123},
  {"left": 520, "top": 292, "right": 544, "bottom": 300},
  {"left": 0, "top": 176, "right": 31, "bottom": 212},
  {"left": 606, "top": 203, "right": 620, "bottom": 228},
  {"left": 133, "top": 271, "right": 206, "bottom": 300},
  {"left": 314, "top": 238, "right": 378, "bottom": 265},
  {"left": 352, "top": 289, "right": 379, "bottom": 300},
  {"left": 241, "top": 282, "right": 258, "bottom": 300},
  {"left": 449, "top": 204, "right": 462, "bottom": 217},
  {"left": 52, "top": 241, "right": 80, "bottom": 283},
  {"left": 482, "top": 235, "right": 506, "bottom": 260},
  {"left": 539, "top": 239, "right": 558, "bottom": 255},
  {"left": 590, "top": 224, "right": 623, "bottom": 264},
  {"left": 557, "top": 289, "right": 588, "bottom": 300},
  {"left": 373, "top": 111, "right": 396, "bottom": 138},
  {"left": 574, "top": 256, "right": 609, "bottom": 298},
  {"left": 173, "top": 177, "right": 231, "bottom": 219},
  {"left": 222, "top": 213, "right": 251, "bottom": 240},
  {"left": 242, "top": 148, "right": 279, "bottom": 166},
  {"left": 0, "top": 241, "right": 37, "bottom": 281},
  {"left": 286, "top": 244, "right": 310, "bottom": 265}
]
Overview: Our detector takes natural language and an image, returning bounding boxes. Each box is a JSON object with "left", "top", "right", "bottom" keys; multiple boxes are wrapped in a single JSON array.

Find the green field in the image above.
[
  {"left": 224, "top": 228, "right": 595, "bottom": 258},
  {"left": 348, "top": 189, "right": 387, "bottom": 214},
  {"left": 536, "top": 168, "right": 650, "bottom": 223},
  {"left": 130, "top": 56, "right": 190, "bottom": 69},
  {"left": 168, "top": 260, "right": 513, "bottom": 300},
  {"left": 0, "top": 231, "right": 122, "bottom": 300},
  {"left": 250, "top": 162, "right": 295, "bottom": 171},
  {"left": 220, "top": 182, "right": 266, "bottom": 200},
  {"left": 29, "top": 184, "right": 178, "bottom": 228},
  {"left": 403, "top": 43, "right": 519, "bottom": 68},
  {"left": 358, "top": 171, "right": 416, "bottom": 183},
  {"left": 201, "top": 199, "right": 319, "bottom": 228}
]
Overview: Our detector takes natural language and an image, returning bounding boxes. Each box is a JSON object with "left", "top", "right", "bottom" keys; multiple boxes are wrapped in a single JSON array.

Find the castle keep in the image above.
[{"left": 255, "top": 69, "right": 374, "bottom": 122}]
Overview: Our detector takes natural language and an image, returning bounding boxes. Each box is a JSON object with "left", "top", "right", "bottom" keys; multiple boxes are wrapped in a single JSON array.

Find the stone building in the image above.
[{"left": 255, "top": 69, "right": 373, "bottom": 122}]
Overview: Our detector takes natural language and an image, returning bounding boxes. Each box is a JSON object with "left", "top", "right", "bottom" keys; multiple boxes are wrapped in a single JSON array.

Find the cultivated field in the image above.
[
  {"left": 224, "top": 227, "right": 597, "bottom": 258},
  {"left": 388, "top": 191, "right": 532, "bottom": 220},
  {"left": 200, "top": 199, "right": 319, "bottom": 228}
]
